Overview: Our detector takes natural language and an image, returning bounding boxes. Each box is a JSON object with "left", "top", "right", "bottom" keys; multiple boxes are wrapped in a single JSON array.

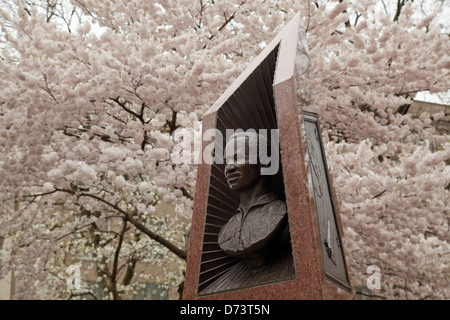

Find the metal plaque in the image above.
[{"left": 304, "top": 112, "right": 351, "bottom": 292}]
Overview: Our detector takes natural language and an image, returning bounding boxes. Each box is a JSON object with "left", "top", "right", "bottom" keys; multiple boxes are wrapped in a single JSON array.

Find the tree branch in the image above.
[
  {"left": 372, "top": 189, "right": 387, "bottom": 199},
  {"left": 121, "top": 257, "right": 138, "bottom": 287},
  {"left": 393, "top": 0, "right": 406, "bottom": 22},
  {"left": 67, "top": 291, "right": 98, "bottom": 300},
  {"left": 178, "top": 187, "right": 193, "bottom": 201},
  {"left": 208, "top": 3, "right": 245, "bottom": 41},
  {"left": 355, "top": 290, "right": 387, "bottom": 300},
  {"left": 109, "top": 97, "right": 141, "bottom": 119},
  {"left": 111, "top": 219, "right": 127, "bottom": 300},
  {"left": 54, "top": 188, "right": 187, "bottom": 260}
]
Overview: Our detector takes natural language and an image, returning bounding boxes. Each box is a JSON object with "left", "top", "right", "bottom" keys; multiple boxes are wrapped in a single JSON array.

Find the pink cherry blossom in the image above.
[{"left": 0, "top": 0, "right": 448, "bottom": 300}]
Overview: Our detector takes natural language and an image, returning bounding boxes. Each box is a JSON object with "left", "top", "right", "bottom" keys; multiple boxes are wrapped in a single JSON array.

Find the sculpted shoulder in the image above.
[
  {"left": 218, "top": 213, "right": 241, "bottom": 243},
  {"left": 217, "top": 198, "right": 287, "bottom": 258},
  {"left": 267, "top": 199, "right": 287, "bottom": 216}
]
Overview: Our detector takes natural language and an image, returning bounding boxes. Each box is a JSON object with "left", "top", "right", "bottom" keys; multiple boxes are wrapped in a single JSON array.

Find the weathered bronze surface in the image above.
[
  {"left": 303, "top": 112, "right": 351, "bottom": 292},
  {"left": 218, "top": 132, "right": 287, "bottom": 259},
  {"left": 200, "top": 133, "right": 293, "bottom": 295},
  {"left": 197, "top": 45, "right": 295, "bottom": 296},
  {"left": 218, "top": 192, "right": 287, "bottom": 258}
]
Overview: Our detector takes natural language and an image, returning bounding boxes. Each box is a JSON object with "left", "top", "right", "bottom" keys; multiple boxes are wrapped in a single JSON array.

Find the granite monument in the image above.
[{"left": 183, "top": 12, "right": 355, "bottom": 300}]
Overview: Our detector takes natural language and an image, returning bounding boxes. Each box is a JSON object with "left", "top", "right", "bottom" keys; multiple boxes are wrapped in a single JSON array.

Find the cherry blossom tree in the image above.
[
  {"left": 0, "top": 0, "right": 448, "bottom": 299},
  {"left": 0, "top": 0, "right": 289, "bottom": 300},
  {"left": 303, "top": 0, "right": 450, "bottom": 299}
]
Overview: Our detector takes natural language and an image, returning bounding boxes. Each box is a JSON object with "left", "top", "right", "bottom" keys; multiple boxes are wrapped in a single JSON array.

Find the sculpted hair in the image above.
[{"left": 226, "top": 131, "right": 269, "bottom": 164}]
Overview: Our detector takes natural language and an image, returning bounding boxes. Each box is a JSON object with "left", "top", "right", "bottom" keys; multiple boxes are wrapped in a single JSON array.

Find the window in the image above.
[{"left": 133, "top": 283, "right": 169, "bottom": 300}]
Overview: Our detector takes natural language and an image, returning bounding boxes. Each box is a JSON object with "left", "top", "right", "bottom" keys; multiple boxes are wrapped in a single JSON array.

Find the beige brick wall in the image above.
[{"left": 409, "top": 100, "right": 449, "bottom": 134}]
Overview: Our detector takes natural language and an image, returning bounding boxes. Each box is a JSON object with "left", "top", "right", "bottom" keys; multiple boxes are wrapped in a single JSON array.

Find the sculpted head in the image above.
[{"left": 224, "top": 131, "right": 268, "bottom": 192}]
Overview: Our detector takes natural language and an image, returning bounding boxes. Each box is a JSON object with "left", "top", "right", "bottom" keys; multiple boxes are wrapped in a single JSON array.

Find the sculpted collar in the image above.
[
  {"left": 218, "top": 192, "right": 287, "bottom": 258},
  {"left": 238, "top": 192, "right": 279, "bottom": 217}
]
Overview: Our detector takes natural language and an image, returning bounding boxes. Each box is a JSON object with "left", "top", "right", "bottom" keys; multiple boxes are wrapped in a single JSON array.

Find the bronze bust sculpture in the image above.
[{"left": 218, "top": 132, "right": 288, "bottom": 264}]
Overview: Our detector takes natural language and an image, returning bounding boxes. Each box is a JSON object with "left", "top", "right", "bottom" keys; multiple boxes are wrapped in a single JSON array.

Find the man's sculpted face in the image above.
[{"left": 224, "top": 136, "right": 260, "bottom": 192}]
